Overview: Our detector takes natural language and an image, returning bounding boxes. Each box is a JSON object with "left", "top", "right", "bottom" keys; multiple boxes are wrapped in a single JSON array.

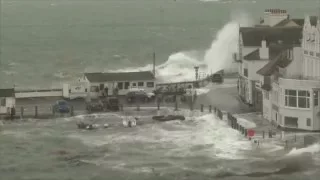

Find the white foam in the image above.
[
  {"left": 103, "top": 12, "right": 253, "bottom": 83},
  {"left": 237, "top": 118, "right": 256, "bottom": 129},
  {"left": 69, "top": 111, "right": 251, "bottom": 160},
  {"left": 286, "top": 143, "right": 320, "bottom": 156},
  {"left": 195, "top": 87, "right": 210, "bottom": 95}
]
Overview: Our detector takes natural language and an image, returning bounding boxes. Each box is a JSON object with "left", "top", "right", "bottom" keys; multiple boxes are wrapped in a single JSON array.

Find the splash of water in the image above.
[
  {"left": 108, "top": 12, "right": 253, "bottom": 83},
  {"left": 204, "top": 12, "right": 253, "bottom": 75},
  {"left": 286, "top": 143, "right": 320, "bottom": 156}
]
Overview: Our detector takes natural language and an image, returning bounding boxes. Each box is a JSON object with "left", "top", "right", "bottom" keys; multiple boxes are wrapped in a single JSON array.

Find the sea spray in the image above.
[
  {"left": 108, "top": 12, "right": 253, "bottom": 83},
  {"left": 204, "top": 12, "right": 253, "bottom": 74},
  {"left": 286, "top": 143, "right": 320, "bottom": 156}
]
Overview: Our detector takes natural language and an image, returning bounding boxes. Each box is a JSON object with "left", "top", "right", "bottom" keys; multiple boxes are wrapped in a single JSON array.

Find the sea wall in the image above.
[{"left": 15, "top": 89, "right": 63, "bottom": 98}]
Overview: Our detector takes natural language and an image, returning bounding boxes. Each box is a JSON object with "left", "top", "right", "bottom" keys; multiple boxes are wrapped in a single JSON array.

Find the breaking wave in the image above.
[
  {"left": 107, "top": 12, "right": 253, "bottom": 83},
  {"left": 286, "top": 143, "right": 320, "bottom": 157}
]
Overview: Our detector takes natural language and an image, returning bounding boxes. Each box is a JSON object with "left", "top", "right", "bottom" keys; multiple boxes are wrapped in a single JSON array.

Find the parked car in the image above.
[
  {"left": 126, "top": 90, "right": 151, "bottom": 103},
  {"left": 53, "top": 100, "right": 71, "bottom": 113},
  {"left": 86, "top": 98, "right": 105, "bottom": 113}
]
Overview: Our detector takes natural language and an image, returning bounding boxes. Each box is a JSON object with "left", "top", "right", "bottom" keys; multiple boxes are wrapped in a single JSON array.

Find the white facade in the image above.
[
  {"left": 84, "top": 77, "right": 156, "bottom": 98},
  {"left": 302, "top": 16, "right": 320, "bottom": 80},
  {"left": 262, "top": 9, "right": 289, "bottom": 27},
  {"left": 63, "top": 82, "right": 89, "bottom": 100},
  {"left": 238, "top": 40, "right": 270, "bottom": 105},
  {"left": 274, "top": 79, "right": 320, "bottom": 130},
  {"left": 0, "top": 97, "right": 15, "bottom": 114},
  {"left": 261, "top": 16, "right": 320, "bottom": 131}
]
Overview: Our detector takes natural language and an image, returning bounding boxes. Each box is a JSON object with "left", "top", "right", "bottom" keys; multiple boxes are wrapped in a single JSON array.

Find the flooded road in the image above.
[{"left": 1, "top": 108, "right": 319, "bottom": 180}]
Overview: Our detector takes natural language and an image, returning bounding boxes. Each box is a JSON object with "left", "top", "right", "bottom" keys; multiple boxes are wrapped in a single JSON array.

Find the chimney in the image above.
[
  {"left": 152, "top": 52, "right": 156, "bottom": 77},
  {"left": 259, "top": 40, "right": 269, "bottom": 59}
]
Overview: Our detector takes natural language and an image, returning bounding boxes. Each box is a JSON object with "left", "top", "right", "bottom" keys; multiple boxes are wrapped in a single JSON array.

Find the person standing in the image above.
[
  {"left": 10, "top": 106, "right": 16, "bottom": 120},
  {"left": 104, "top": 86, "right": 109, "bottom": 97}
]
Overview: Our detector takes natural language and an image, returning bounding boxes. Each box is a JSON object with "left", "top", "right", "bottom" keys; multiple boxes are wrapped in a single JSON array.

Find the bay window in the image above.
[
  {"left": 285, "top": 89, "right": 310, "bottom": 108},
  {"left": 314, "top": 91, "right": 319, "bottom": 106},
  {"left": 285, "top": 89, "right": 297, "bottom": 107},
  {"left": 298, "top": 90, "right": 310, "bottom": 108}
]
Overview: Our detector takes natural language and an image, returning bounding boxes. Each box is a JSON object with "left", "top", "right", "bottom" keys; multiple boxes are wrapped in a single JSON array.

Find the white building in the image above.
[
  {"left": 256, "top": 16, "right": 320, "bottom": 131},
  {"left": 82, "top": 71, "right": 156, "bottom": 98},
  {"left": 258, "top": 9, "right": 304, "bottom": 27},
  {"left": 237, "top": 26, "right": 302, "bottom": 110},
  {"left": 0, "top": 88, "right": 16, "bottom": 115}
]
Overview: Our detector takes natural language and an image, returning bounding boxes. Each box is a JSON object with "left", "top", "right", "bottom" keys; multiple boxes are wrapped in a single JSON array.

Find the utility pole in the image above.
[{"left": 153, "top": 52, "right": 156, "bottom": 77}]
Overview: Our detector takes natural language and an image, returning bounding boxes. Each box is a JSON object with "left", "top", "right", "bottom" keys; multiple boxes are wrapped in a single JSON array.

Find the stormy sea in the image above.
[{"left": 1, "top": 0, "right": 320, "bottom": 180}]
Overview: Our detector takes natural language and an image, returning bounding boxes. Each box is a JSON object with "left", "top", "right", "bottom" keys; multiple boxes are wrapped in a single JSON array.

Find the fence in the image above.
[
  {"left": 210, "top": 107, "right": 319, "bottom": 150},
  {"left": 2, "top": 105, "right": 75, "bottom": 120}
]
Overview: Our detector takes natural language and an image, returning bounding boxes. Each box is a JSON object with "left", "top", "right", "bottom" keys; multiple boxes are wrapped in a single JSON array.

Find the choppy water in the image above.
[
  {"left": 1, "top": 109, "right": 320, "bottom": 180},
  {"left": 0, "top": 0, "right": 318, "bottom": 88},
  {"left": 1, "top": 1, "right": 320, "bottom": 179}
]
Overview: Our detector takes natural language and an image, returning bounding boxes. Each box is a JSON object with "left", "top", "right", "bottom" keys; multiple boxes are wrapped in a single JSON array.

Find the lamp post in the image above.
[{"left": 194, "top": 66, "right": 199, "bottom": 81}]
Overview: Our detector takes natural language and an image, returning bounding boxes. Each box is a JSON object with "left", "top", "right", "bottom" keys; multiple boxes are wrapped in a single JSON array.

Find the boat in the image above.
[
  {"left": 77, "top": 122, "right": 99, "bottom": 130},
  {"left": 152, "top": 115, "right": 185, "bottom": 122}
]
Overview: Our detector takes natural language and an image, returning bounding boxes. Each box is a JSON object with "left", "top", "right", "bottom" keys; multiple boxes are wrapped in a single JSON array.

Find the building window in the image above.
[
  {"left": 310, "top": 51, "right": 314, "bottom": 56},
  {"left": 118, "top": 82, "right": 123, "bottom": 90},
  {"left": 298, "top": 90, "right": 310, "bottom": 108},
  {"left": 0, "top": 98, "right": 6, "bottom": 106},
  {"left": 243, "top": 68, "right": 248, "bottom": 77},
  {"left": 306, "top": 118, "right": 311, "bottom": 126},
  {"left": 285, "top": 89, "right": 310, "bottom": 108},
  {"left": 138, "top": 82, "right": 144, "bottom": 87},
  {"left": 316, "top": 53, "right": 320, "bottom": 57},
  {"left": 132, "top": 82, "right": 137, "bottom": 87},
  {"left": 304, "top": 50, "right": 308, "bottom": 54},
  {"left": 124, "top": 82, "right": 130, "bottom": 89},
  {"left": 285, "top": 89, "right": 297, "bottom": 107},
  {"left": 147, "top": 82, "right": 154, "bottom": 88},
  {"left": 314, "top": 91, "right": 319, "bottom": 106},
  {"left": 284, "top": 116, "right": 298, "bottom": 128}
]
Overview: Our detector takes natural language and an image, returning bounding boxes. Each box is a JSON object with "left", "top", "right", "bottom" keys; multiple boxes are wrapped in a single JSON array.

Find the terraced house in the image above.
[
  {"left": 236, "top": 9, "right": 303, "bottom": 111},
  {"left": 256, "top": 16, "right": 320, "bottom": 131}
]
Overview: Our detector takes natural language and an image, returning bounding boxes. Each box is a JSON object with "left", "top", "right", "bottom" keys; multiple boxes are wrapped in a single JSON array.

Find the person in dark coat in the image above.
[
  {"left": 104, "top": 87, "right": 109, "bottom": 97},
  {"left": 10, "top": 106, "right": 16, "bottom": 120}
]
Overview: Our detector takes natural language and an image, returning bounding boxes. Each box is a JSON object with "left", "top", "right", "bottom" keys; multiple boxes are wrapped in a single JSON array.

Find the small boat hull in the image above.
[{"left": 152, "top": 115, "right": 185, "bottom": 122}]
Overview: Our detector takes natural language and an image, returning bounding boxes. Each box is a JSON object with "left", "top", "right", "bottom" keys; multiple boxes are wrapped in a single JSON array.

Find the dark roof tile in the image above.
[
  {"left": 85, "top": 71, "right": 155, "bottom": 83},
  {"left": 291, "top": 19, "right": 304, "bottom": 26},
  {"left": 243, "top": 45, "right": 289, "bottom": 61},
  {"left": 274, "top": 19, "right": 304, "bottom": 27},
  {"left": 0, "top": 88, "right": 15, "bottom": 97},
  {"left": 240, "top": 27, "right": 302, "bottom": 46},
  {"left": 256, "top": 51, "right": 292, "bottom": 76}
]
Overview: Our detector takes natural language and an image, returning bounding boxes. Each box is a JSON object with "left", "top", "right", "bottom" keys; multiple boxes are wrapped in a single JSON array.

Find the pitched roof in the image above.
[
  {"left": 240, "top": 27, "right": 302, "bottom": 46},
  {"left": 0, "top": 88, "right": 15, "bottom": 97},
  {"left": 256, "top": 51, "right": 292, "bottom": 76},
  {"left": 292, "top": 19, "right": 304, "bottom": 26},
  {"left": 274, "top": 19, "right": 304, "bottom": 27},
  {"left": 84, "top": 71, "right": 155, "bottom": 83},
  {"left": 243, "top": 45, "right": 290, "bottom": 61}
]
